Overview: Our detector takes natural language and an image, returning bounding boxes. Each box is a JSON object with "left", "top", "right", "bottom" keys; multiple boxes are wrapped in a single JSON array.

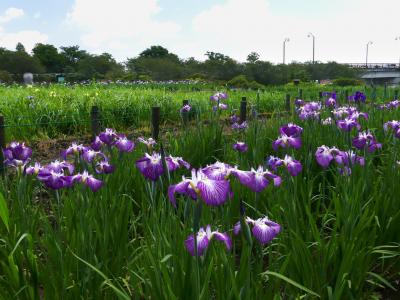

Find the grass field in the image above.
[
  {"left": 0, "top": 84, "right": 399, "bottom": 299},
  {"left": 0, "top": 83, "right": 396, "bottom": 140}
]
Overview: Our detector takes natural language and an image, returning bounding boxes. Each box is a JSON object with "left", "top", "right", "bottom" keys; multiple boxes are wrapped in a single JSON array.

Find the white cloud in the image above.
[
  {"left": 0, "top": 7, "right": 47, "bottom": 52},
  {"left": 66, "top": 0, "right": 181, "bottom": 60},
  {"left": 0, "top": 28, "right": 48, "bottom": 51},
  {"left": 187, "top": 0, "right": 400, "bottom": 63},
  {"left": 0, "top": 7, "right": 24, "bottom": 23}
]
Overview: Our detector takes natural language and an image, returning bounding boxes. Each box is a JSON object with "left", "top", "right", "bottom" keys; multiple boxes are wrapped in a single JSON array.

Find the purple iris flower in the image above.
[
  {"left": 165, "top": 155, "right": 191, "bottom": 171},
  {"left": 230, "top": 114, "right": 240, "bottom": 124},
  {"left": 335, "top": 150, "right": 365, "bottom": 167},
  {"left": 321, "top": 117, "right": 333, "bottom": 125},
  {"left": 115, "top": 135, "right": 135, "bottom": 152},
  {"left": 352, "top": 131, "right": 382, "bottom": 152},
  {"left": 348, "top": 111, "right": 368, "bottom": 121},
  {"left": 202, "top": 161, "right": 233, "bottom": 180},
  {"left": 213, "top": 103, "right": 228, "bottom": 111},
  {"left": 37, "top": 169, "right": 74, "bottom": 190},
  {"left": 281, "top": 155, "right": 302, "bottom": 176},
  {"left": 95, "top": 161, "right": 115, "bottom": 174},
  {"left": 137, "top": 137, "right": 157, "bottom": 148},
  {"left": 210, "top": 92, "right": 228, "bottom": 102},
  {"left": 99, "top": 128, "right": 117, "bottom": 145},
  {"left": 234, "top": 216, "right": 281, "bottom": 245},
  {"left": 3, "top": 142, "right": 32, "bottom": 168},
  {"left": 233, "top": 142, "right": 248, "bottom": 153},
  {"left": 336, "top": 118, "right": 361, "bottom": 132},
  {"left": 25, "top": 162, "right": 43, "bottom": 175},
  {"left": 348, "top": 91, "right": 366, "bottom": 104},
  {"left": 231, "top": 121, "right": 248, "bottom": 130},
  {"left": 325, "top": 97, "right": 336, "bottom": 108},
  {"left": 279, "top": 123, "right": 303, "bottom": 137},
  {"left": 295, "top": 99, "right": 305, "bottom": 107},
  {"left": 185, "top": 225, "right": 232, "bottom": 256},
  {"left": 332, "top": 106, "right": 358, "bottom": 119},
  {"left": 91, "top": 136, "right": 104, "bottom": 151},
  {"left": 168, "top": 169, "right": 231, "bottom": 207},
  {"left": 297, "top": 101, "right": 321, "bottom": 120},
  {"left": 82, "top": 149, "right": 106, "bottom": 163},
  {"left": 267, "top": 156, "right": 284, "bottom": 171},
  {"left": 315, "top": 145, "right": 340, "bottom": 168},
  {"left": 46, "top": 160, "right": 74, "bottom": 174},
  {"left": 231, "top": 166, "right": 281, "bottom": 193},
  {"left": 62, "top": 143, "right": 85, "bottom": 159},
  {"left": 180, "top": 104, "right": 192, "bottom": 113},
  {"left": 383, "top": 120, "right": 400, "bottom": 138},
  {"left": 136, "top": 153, "right": 164, "bottom": 181},
  {"left": 73, "top": 171, "right": 103, "bottom": 192},
  {"left": 272, "top": 134, "right": 302, "bottom": 151}
]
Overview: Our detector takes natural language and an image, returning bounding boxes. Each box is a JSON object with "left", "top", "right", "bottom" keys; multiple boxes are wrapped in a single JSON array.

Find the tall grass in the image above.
[
  {"left": 0, "top": 83, "right": 396, "bottom": 140},
  {"left": 0, "top": 87, "right": 399, "bottom": 299}
]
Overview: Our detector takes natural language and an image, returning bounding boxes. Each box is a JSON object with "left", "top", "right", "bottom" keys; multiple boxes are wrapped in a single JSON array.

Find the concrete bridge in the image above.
[{"left": 346, "top": 63, "right": 400, "bottom": 86}]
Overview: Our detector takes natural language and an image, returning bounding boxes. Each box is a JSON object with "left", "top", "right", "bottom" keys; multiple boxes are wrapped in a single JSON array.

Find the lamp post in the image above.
[
  {"left": 366, "top": 41, "right": 373, "bottom": 67},
  {"left": 283, "top": 38, "right": 290, "bottom": 64},
  {"left": 396, "top": 37, "right": 400, "bottom": 67},
  {"left": 307, "top": 32, "right": 315, "bottom": 64}
]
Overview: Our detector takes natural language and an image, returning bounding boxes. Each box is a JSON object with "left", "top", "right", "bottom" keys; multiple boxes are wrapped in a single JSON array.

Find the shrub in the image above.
[
  {"left": 333, "top": 77, "right": 363, "bottom": 86},
  {"left": 0, "top": 70, "right": 12, "bottom": 84},
  {"left": 228, "top": 75, "right": 264, "bottom": 90}
]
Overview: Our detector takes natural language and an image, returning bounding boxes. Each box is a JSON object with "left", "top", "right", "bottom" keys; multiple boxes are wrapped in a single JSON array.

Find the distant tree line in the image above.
[{"left": 0, "top": 43, "right": 359, "bottom": 85}]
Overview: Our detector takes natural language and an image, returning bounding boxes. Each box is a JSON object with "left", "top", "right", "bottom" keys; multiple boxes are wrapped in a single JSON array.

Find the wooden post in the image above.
[
  {"left": 384, "top": 82, "right": 387, "bottom": 99},
  {"left": 90, "top": 106, "right": 101, "bottom": 138},
  {"left": 285, "top": 94, "right": 291, "bottom": 112},
  {"left": 0, "top": 116, "right": 5, "bottom": 175},
  {"left": 151, "top": 106, "right": 161, "bottom": 140},
  {"left": 299, "top": 89, "right": 303, "bottom": 99},
  {"left": 240, "top": 97, "right": 247, "bottom": 123}
]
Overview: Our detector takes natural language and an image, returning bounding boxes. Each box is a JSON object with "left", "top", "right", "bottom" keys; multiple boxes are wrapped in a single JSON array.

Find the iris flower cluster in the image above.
[
  {"left": 323, "top": 92, "right": 337, "bottom": 108},
  {"left": 3, "top": 142, "right": 32, "bottom": 170},
  {"left": 315, "top": 145, "right": 365, "bottom": 175},
  {"left": 272, "top": 123, "right": 303, "bottom": 151},
  {"left": 348, "top": 91, "right": 366, "bottom": 104},
  {"left": 135, "top": 152, "right": 190, "bottom": 181},
  {"left": 210, "top": 92, "right": 228, "bottom": 111},
  {"left": 352, "top": 131, "right": 382, "bottom": 152},
  {"left": 267, "top": 155, "right": 302, "bottom": 177},
  {"left": 296, "top": 101, "right": 321, "bottom": 120},
  {"left": 6, "top": 128, "right": 135, "bottom": 192},
  {"left": 384, "top": 120, "right": 400, "bottom": 138},
  {"left": 186, "top": 215, "right": 281, "bottom": 256},
  {"left": 335, "top": 107, "right": 368, "bottom": 132},
  {"left": 378, "top": 100, "right": 400, "bottom": 110}
]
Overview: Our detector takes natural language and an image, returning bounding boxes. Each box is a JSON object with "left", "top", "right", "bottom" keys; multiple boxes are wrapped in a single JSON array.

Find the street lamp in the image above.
[
  {"left": 283, "top": 38, "right": 290, "bottom": 64},
  {"left": 396, "top": 37, "right": 400, "bottom": 66},
  {"left": 366, "top": 41, "right": 373, "bottom": 67},
  {"left": 307, "top": 32, "right": 315, "bottom": 64}
]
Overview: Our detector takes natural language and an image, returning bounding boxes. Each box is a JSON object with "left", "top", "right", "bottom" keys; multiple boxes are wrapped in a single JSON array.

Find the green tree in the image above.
[
  {"left": 246, "top": 52, "right": 260, "bottom": 64},
  {"left": 77, "top": 53, "right": 124, "bottom": 79},
  {"left": 32, "top": 43, "right": 63, "bottom": 73},
  {"left": 15, "top": 43, "right": 26, "bottom": 53},
  {"left": 0, "top": 48, "right": 44, "bottom": 75},
  {"left": 60, "top": 46, "right": 89, "bottom": 71}
]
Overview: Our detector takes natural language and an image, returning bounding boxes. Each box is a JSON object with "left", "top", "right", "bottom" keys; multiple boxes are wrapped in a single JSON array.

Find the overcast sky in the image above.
[{"left": 0, "top": 0, "right": 399, "bottom": 63}]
